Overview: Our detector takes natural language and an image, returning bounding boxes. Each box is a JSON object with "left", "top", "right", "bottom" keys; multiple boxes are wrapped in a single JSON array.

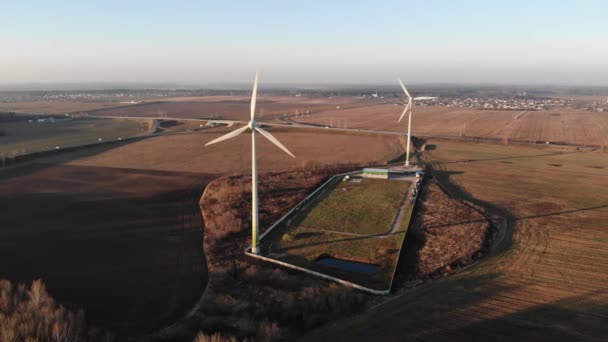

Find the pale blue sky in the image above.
[{"left": 1, "top": 1, "right": 607, "bottom": 84}]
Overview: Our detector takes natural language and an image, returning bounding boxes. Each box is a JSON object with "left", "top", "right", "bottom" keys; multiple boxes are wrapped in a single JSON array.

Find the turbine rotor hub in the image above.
[{"left": 248, "top": 120, "right": 257, "bottom": 129}]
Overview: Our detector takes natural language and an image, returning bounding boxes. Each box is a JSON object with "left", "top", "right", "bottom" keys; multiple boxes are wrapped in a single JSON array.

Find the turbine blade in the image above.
[
  {"left": 255, "top": 126, "right": 295, "bottom": 158},
  {"left": 398, "top": 102, "right": 411, "bottom": 123},
  {"left": 204, "top": 125, "right": 249, "bottom": 146},
  {"left": 398, "top": 78, "right": 411, "bottom": 99},
  {"left": 251, "top": 72, "right": 258, "bottom": 120}
]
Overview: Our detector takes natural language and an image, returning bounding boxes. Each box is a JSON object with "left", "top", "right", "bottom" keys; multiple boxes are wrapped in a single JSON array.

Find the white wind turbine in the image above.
[
  {"left": 205, "top": 72, "right": 295, "bottom": 255},
  {"left": 397, "top": 79, "right": 436, "bottom": 166}
]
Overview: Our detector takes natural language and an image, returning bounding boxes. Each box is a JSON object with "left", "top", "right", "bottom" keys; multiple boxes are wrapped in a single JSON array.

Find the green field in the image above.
[
  {"left": 261, "top": 176, "right": 415, "bottom": 291},
  {"left": 0, "top": 118, "right": 151, "bottom": 156},
  {"left": 294, "top": 178, "right": 410, "bottom": 235}
]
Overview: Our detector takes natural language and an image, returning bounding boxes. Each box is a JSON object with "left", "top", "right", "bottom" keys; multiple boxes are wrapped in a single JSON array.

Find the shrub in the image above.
[
  {"left": 281, "top": 232, "right": 296, "bottom": 242},
  {"left": 0, "top": 279, "right": 88, "bottom": 342},
  {"left": 258, "top": 321, "right": 281, "bottom": 341},
  {"left": 194, "top": 331, "right": 240, "bottom": 342}
]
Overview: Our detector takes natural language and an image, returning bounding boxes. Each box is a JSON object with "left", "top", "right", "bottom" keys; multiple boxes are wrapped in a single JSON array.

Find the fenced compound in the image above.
[{"left": 246, "top": 169, "right": 425, "bottom": 294}]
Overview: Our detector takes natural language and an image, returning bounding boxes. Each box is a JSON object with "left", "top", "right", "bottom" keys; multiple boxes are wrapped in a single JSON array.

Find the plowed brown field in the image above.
[
  {"left": 0, "top": 163, "right": 213, "bottom": 338},
  {"left": 63, "top": 128, "right": 404, "bottom": 173},
  {"left": 0, "top": 101, "right": 136, "bottom": 114},
  {"left": 88, "top": 96, "right": 377, "bottom": 121},
  {"left": 87, "top": 95, "right": 608, "bottom": 147},
  {"left": 292, "top": 105, "right": 608, "bottom": 146}
]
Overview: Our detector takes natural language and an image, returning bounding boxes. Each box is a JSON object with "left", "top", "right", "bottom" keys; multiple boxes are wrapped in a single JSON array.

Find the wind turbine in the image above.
[
  {"left": 397, "top": 80, "right": 437, "bottom": 166},
  {"left": 205, "top": 72, "right": 295, "bottom": 255}
]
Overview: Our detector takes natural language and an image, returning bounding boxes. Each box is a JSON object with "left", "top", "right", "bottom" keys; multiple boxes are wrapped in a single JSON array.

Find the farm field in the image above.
[
  {"left": 3, "top": 102, "right": 606, "bottom": 339},
  {"left": 89, "top": 96, "right": 378, "bottom": 121},
  {"left": 0, "top": 163, "right": 214, "bottom": 338},
  {"left": 305, "top": 140, "right": 608, "bottom": 341},
  {"left": 5, "top": 97, "right": 608, "bottom": 146},
  {"left": 0, "top": 118, "right": 152, "bottom": 156},
  {"left": 0, "top": 101, "right": 138, "bottom": 114},
  {"left": 63, "top": 127, "right": 405, "bottom": 174},
  {"left": 291, "top": 105, "right": 608, "bottom": 147},
  {"left": 81, "top": 95, "right": 608, "bottom": 147}
]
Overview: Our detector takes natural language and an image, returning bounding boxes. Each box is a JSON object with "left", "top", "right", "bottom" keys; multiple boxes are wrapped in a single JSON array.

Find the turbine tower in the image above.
[
  {"left": 398, "top": 79, "right": 414, "bottom": 166},
  {"left": 205, "top": 72, "right": 295, "bottom": 255}
]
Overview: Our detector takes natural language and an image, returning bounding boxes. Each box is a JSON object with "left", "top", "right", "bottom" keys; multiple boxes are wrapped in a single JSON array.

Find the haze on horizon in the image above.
[{"left": 1, "top": 0, "right": 607, "bottom": 86}]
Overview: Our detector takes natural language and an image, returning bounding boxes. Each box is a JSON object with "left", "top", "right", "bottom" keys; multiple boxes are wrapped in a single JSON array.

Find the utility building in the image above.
[{"left": 362, "top": 168, "right": 389, "bottom": 179}]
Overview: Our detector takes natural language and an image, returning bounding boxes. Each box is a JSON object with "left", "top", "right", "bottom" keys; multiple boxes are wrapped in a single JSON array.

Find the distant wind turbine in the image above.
[
  {"left": 205, "top": 72, "right": 295, "bottom": 255},
  {"left": 397, "top": 79, "right": 437, "bottom": 166}
]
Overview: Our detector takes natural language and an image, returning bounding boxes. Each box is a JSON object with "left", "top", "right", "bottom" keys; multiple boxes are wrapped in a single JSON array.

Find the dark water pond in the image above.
[{"left": 316, "top": 256, "right": 378, "bottom": 274}]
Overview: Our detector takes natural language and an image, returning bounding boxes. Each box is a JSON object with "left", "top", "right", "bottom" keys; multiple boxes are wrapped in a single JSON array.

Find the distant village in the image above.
[
  {"left": 0, "top": 90, "right": 188, "bottom": 103},
  {"left": 414, "top": 96, "right": 577, "bottom": 111},
  {"left": 583, "top": 99, "right": 608, "bottom": 112},
  {"left": 1, "top": 89, "right": 607, "bottom": 113}
]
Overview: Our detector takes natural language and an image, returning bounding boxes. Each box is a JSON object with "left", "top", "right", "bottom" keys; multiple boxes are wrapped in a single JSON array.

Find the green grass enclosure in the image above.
[{"left": 293, "top": 177, "right": 410, "bottom": 235}]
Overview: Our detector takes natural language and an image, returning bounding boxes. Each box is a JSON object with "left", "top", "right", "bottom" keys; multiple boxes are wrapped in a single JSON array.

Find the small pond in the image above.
[{"left": 316, "top": 256, "right": 379, "bottom": 274}]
